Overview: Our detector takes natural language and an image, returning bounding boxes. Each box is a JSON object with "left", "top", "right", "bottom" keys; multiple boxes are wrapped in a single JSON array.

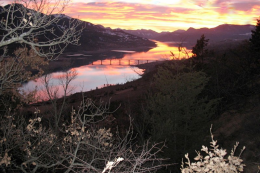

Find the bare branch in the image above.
[
  {"left": 0, "top": 0, "right": 83, "bottom": 59},
  {"left": 0, "top": 0, "right": 83, "bottom": 95}
]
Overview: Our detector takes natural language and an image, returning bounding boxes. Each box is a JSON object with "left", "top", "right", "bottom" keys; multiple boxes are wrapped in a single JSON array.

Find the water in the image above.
[{"left": 20, "top": 41, "right": 191, "bottom": 100}]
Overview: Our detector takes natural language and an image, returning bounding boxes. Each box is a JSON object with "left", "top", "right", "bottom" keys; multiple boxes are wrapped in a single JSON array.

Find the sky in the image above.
[{"left": 2, "top": 0, "right": 260, "bottom": 32}]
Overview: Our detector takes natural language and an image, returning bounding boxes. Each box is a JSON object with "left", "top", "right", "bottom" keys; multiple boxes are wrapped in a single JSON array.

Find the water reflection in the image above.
[
  {"left": 21, "top": 66, "right": 143, "bottom": 101},
  {"left": 21, "top": 41, "right": 191, "bottom": 99},
  {"left": 90, "top": 41, "right": 191, "bottom": 66}
]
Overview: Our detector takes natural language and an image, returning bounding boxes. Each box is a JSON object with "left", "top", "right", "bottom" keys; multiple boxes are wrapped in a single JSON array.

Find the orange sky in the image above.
[
  {"left": 63, "top": 0, "right": 260, "bottom": 32},
  {"left": 3, "top": 0, "right": 260, "bottom": 32}
]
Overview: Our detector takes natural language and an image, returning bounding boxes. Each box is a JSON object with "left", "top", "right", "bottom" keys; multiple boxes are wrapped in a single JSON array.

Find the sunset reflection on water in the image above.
[
  {"left": 21, "top": 41, "right": 191, "bottom": 100},
  {"left": 93, "top": 41, "right": 191, "bottom": 66}
]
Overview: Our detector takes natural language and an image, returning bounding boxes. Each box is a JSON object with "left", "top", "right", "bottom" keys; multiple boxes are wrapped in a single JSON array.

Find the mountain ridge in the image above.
[
  {"left": 50, "top": 14, "right": 157, "bottom": 52},
  {"left": 123, "top": 24, "right": 254, "bottom": 47}
]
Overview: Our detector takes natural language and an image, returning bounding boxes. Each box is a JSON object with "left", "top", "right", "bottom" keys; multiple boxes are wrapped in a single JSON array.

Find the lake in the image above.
[{"left": 20, "top": 41, "right": 191, "bottom": 100}]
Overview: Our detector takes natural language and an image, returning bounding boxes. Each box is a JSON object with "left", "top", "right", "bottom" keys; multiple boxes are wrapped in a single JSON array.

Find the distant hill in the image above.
[
  {"left": 122, "top": 29, "right": 166, "bottom": 40},
  {"left": 48, "top": 15, "right": 157, "bottom": 52},
  {"left": 65, "top": 23, "right": 156, "bottom": 52},
  {"left": 123, "top": 29, "right": 185, "bottom": 40},
  {"left": 124, "top": 24, "right": 254, "bottom": 48}
]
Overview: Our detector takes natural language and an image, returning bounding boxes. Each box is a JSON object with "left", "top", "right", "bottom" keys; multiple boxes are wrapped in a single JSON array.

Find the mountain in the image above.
[
  {"left": 49, "top": 14, "right": 157, "bottom": 52},
  {"left": 124, "top": 24, "right": 254, "bottom": 48},
  {"left": 157, "top": 24, "right": 254, "bottom": 46},
  {"left": 65, "top": 22, "right": 157, "bottom": 52},
  {"left": 123, "top": 29, "right": 186, "bottom": 40},
  {"left": 122, "top": 29, "right": 163, "bottom": 40}
]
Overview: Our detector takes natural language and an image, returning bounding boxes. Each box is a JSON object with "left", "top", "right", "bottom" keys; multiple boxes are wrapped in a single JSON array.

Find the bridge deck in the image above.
[{"left": 91, "top": 59, "right": 161, "bottom": 66}]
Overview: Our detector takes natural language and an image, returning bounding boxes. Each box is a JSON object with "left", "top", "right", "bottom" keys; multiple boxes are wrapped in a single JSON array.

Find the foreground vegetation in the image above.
[{"left": 1, "top": 0, "right": 260, "bottom": 172}]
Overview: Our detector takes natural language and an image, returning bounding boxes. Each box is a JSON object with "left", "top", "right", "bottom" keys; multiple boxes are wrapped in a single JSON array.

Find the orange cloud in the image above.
[
  {"left": 2, "top": 0, "right": 260, "bottom": 32},
  {"left": 63, "top": 1, "right": 260, "bottom": 32}
]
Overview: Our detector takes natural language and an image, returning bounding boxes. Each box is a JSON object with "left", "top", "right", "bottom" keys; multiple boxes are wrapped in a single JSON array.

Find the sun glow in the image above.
[
  {"left": 62, "top": 0, "right": 260, "bottom": 32},
  {"left": 3, "top": 0, "right": 259, "bottom": 32}
]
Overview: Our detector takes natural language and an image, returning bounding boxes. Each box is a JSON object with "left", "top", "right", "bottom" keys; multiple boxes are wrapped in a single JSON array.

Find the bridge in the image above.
[{"left": 91, "top": 59, "right": 162, "bottom": 66}]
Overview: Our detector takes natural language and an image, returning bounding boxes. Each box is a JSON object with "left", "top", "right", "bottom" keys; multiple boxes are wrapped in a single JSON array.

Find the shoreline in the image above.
[
  {"left": 42, "top": 45, "right": 157, "bottom": 74},
  {"left": 63, "top": 45, "right": 157, "bottom": 56},
  {"left": 28, "top": 59, "right": 167, "bottom": 106}
]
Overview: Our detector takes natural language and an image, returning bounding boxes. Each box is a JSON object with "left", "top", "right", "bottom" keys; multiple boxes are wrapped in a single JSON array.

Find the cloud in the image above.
[
  {"left": 232, "top": 2, "right": 259, "bottom": 11},
  {"left": 64, "top": 1, "right": 260, "bottom": 32},
  {"left": 65, "top": 1, "right": 201, "bottom": 31},
  {"left": 3, "top": 0, "right": 259, "bottom": 32}
]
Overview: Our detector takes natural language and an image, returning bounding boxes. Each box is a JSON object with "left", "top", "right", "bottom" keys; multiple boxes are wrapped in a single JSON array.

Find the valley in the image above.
[{"left": 1, "top": 2, "right": 260, "bottom": 172}]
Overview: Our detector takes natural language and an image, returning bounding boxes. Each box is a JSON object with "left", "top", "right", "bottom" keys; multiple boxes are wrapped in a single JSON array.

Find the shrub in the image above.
[{"left": 181, "top": 126, "right": 246, "bottom": 173}]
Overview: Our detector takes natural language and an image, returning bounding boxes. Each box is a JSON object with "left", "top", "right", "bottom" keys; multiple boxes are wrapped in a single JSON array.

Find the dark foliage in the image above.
[
  {"left": 192, "top": 34, "right": 209, "bottom": 63},
  {"left": 250, "top": 17, "right": 260, "bottom": 53}
]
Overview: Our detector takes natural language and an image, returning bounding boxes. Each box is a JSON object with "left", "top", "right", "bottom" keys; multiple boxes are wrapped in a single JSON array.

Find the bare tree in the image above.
[
  {"left": 0, "top": 0, "right": 83, "bottom": 95},
  {"left": 0, "top": 47, "right": 48, "bottom": 97},
  {"left": 0, "top": 97, "right": 171, "bottom": 172},
  {"left": 0, "top": 1, "right": 173, "bottom": 172},
  {"left": 40, "top": 69, "right": 78, "bottom": 133},
  {"left": 0, "top": 0, "right": 82, "bottom": 58},
  {"left": 0, "top": 60, "right": 172, "bottom": 172}
]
